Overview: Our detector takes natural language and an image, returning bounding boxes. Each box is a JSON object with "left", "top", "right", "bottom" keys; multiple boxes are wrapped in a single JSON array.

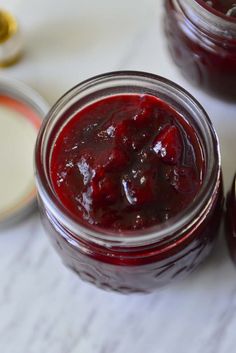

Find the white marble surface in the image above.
[{"left": 1, "top": 1, "right": 236, "bottom": 352}]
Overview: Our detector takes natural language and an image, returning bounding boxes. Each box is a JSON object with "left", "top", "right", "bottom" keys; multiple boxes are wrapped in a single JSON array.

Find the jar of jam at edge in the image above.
[
  {"left": 35, "top": 71, "right": 223, "bottom": 294},
  {"left": 226, "top": 175, "right": 236, "bottom": 263},
  {"left": 164, "top": 0, "right": 236, "bottom": 99}
]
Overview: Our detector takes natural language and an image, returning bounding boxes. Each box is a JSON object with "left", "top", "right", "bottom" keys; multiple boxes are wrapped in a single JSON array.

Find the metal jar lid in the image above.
[
  {"left": 0, "top": 77, "right": 49, "bottom": 228},
  {"left": 0, "top": 9, "right": 22, "bottom": 66}
]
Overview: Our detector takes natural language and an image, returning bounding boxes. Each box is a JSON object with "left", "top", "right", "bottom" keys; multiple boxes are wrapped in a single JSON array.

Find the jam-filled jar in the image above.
[
  {"left": 35, "top": 71, "right": 223, "bottom": 293},
  {"left": 164, "top": 0, "right": 236, "bottom": 99}
]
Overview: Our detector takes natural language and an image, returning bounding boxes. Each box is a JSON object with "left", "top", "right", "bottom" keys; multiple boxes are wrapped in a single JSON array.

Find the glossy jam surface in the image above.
[
  {"left": 203, "top": 0, "right": 236, "bottom": 16},
  {"left": 165, "top": 1, "right": 236, "bottom": 99},
  {"left": 51, "top": 94, "right": 203, "bottom": 232}
]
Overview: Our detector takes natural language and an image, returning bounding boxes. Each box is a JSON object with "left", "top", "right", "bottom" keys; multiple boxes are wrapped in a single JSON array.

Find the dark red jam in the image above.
[
  {"left": 203, "top": 0, "right": 236, "bottom": 16},
  {"left": 226, "top": 175, "right": 236, "bottom": 263},
  {"left": 165, "top": 0, "right": 236, "bottom": 99},
  {"left": 51, "top": 94, "right": 203, "bottom": 232}
]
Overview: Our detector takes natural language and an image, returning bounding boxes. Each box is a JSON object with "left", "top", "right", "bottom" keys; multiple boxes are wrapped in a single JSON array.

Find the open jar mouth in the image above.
[{"left": 35, "top": 71, "right": 221, "bottom": 247}]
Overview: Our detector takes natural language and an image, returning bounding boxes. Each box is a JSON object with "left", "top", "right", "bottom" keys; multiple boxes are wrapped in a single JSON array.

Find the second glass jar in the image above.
[{"left": 164, "top": 0, "right": 236, "bottom": 99}]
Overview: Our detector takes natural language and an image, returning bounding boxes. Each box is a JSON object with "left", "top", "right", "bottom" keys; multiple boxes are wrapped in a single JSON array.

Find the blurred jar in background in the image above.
[{"left": 164, "top": 0, "right": 236, "bottom": 100}]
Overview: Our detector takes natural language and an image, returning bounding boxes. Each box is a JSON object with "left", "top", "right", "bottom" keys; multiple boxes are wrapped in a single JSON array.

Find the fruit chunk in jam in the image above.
[
  {"left": 51, "top": 94, "right": 204, "bottom": 232},
  {"left": 203, "top": 0, "right": 236, "bottom": 17}
]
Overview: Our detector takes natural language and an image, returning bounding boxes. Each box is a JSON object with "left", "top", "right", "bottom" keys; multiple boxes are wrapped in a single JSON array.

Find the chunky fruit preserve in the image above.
[
  {"left": 164, "top": 0, "right": 236, "bottom": 99},
  {"left": 35, "top": 72, "right": 223, "bottom": 293},
  {"left": 50, "top": 94, "right": 203, "bottom": 232}
]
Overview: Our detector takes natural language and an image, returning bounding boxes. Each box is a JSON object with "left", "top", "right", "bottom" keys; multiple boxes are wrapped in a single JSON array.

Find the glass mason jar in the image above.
[
  {"left": 35, "top": 71, "right": 223, "bottom": 294},
  {"left": 164, "top": 0, "right": 236, "bottom": 99}
]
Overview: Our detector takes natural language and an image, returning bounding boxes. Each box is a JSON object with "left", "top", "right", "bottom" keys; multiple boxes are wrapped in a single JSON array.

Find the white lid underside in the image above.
[
  {"left": 0, "top": 77, "right": 49, "bottom": 227},
  {"left": 0, "top": 105, "right": 37, "bottom": 218}
]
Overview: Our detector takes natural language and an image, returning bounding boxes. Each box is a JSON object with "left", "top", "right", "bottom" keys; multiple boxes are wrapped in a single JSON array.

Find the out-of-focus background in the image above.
[{"left": 0, "top": 1, "right": 236, "bottom": 352}]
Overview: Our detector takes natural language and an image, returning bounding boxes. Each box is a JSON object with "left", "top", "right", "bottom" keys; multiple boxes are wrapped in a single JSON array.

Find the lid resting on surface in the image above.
[{"left": 0, "top": 78, "right": 49, "bottom": 228}]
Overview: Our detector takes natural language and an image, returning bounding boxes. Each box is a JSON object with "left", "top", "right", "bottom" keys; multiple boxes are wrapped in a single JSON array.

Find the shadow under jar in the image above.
[
  {"left": 164, "top": 0, "right": 236, "bottom": 100},
  {"left": 35, "top": 72, "right": 223, "bottom": 294}
]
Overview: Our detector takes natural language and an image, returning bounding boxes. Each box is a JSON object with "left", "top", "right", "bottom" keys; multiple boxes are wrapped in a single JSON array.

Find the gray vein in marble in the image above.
[
  {"left": 5, "top": 220, "right": 38, "bottom": 270},
  {"left": 1, "top": 244, "right": 36, "bottom": 303},
  {"left": 116, "top": 18, "right": 155, "bottom": 70},
  {"left": 33, "top": 246, "right": 50, "bottom": 269},
  {"left": 66, "top": 310, "right": 95, "bottom": 353},
  {"left": 98, "top": 340, "right": 120, "bottom": 353},
  {"left": 204, "top": 285, "right": 236, "bottom": 353}
]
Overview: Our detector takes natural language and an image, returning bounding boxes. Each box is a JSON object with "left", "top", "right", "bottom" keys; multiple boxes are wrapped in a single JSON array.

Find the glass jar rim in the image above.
[
  {"left": 177, "top": 0, "right": 236, "bottom": 40},
  {"left": 35, "top": 71, "right": 221, "bottom": 248},
  {"left": 195, "top": 0, "right": 236, "bottom": 24}
]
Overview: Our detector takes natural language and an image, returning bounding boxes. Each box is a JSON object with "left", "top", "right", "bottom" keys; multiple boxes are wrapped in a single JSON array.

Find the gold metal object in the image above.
[{"left": 0, "top": 9, "right": 22, "bottom": 66}]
